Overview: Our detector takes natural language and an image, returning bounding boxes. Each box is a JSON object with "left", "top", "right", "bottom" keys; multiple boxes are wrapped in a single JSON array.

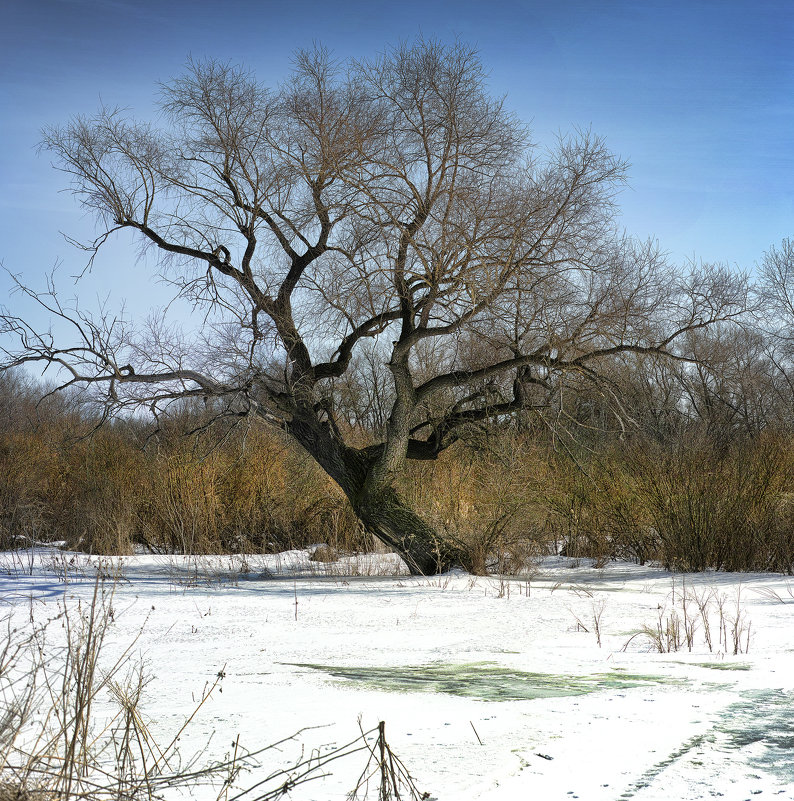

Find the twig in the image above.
[{"left": 470, "top": 721, "right": 483, "bottom": 746}]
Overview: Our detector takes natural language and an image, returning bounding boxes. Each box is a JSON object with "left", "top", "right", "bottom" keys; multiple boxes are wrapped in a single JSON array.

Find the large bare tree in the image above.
[{"left": 1, "top": 41, "right": 747, "bottom": 573}]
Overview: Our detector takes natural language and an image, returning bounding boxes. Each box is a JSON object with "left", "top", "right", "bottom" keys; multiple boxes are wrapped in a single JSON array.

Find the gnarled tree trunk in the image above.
[
  {"left": 286, "top": 415, "right": 465, "bottom": 575},
  {"left": 354, "top": 485, "right": 464, "bottom": 575}
]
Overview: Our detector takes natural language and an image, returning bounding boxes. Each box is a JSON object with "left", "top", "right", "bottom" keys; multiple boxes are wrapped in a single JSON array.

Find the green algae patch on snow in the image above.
[
  {"left": 619, "top": 687, "right": 794, "bottom": 792},
  {"left": 689, "top": 661, "right": 753, "bottom": 671},
  {"left": 589, "top": 671, "right": 686, "bottom": 689},
  {"left": 291, "top": 662, "right": 682, "bottom": 702}
]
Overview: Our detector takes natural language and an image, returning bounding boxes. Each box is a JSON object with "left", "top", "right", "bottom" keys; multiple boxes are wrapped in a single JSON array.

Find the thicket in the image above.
[
  {"left": 549, "top": 433, "right": 794, "bottom": 573},
  {"left": 0, "top": 374, "right": 364, "bottom": 557},
  {"left": 4, "top": 365, "right": 794, "bottom": 574}
]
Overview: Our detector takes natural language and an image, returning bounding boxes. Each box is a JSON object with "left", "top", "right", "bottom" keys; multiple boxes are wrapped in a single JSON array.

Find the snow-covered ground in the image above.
[{"left": 3, "top": 548, "right": 794, "bottom": 800}]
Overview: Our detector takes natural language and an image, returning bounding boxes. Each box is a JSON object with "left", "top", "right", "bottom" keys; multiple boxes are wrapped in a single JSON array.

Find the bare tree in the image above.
[
  {"left": 1, "top": 41, "right": 748, "bottom": 573},
  {"left": 760, "top": 239, "right": 794, "bottom": 328}
]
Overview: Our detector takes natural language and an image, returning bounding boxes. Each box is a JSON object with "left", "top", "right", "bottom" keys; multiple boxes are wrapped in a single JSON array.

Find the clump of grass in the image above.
[
  {"left": 0, "top": 575, "right": 243, "bottom": 800},
  {"left": 624, "top": 579, "right": 752, "bottom": 655}
]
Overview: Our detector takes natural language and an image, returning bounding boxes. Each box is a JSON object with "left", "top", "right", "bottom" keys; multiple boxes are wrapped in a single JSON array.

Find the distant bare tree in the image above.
[
  {"left": 757, "top": 238, "right": 794, "bottom": 426},
  {"left": 1, "top": 41, "right": 748, "bottom": 573},
  {"left": 760, "top": 239, "right": 794, "bottom": 328},
  {"left": 676, "top": 325, "right": 775, "bottom": 438}
]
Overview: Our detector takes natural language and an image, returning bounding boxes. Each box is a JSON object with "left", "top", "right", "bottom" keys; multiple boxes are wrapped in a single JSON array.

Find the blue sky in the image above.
[{"left": 1, "top": 0, "right": 793, "bottom": 332}]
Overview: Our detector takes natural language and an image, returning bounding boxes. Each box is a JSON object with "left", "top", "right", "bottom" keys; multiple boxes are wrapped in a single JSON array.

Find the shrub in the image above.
[{"left": 628, "top": 435, "right": 787, "bottom": 572}]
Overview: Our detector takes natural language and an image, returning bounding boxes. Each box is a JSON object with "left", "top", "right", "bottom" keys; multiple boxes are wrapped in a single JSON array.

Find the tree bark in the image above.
[
  {"left": 285, "top": 415, "right": 465, "bottom": 575},
  {"left": 354, "top": 484, "right": 465, "bottom": 576}
]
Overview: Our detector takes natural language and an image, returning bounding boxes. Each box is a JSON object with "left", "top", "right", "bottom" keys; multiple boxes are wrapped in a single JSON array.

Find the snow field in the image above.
[{"left": 3, "top": 550, "right": 794, "bottom": 800}]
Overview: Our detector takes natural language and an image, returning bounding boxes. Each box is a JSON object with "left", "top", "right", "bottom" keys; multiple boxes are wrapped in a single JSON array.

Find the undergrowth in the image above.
[{"left": 4, "top": 372, "right": 794, "bottom": 575}]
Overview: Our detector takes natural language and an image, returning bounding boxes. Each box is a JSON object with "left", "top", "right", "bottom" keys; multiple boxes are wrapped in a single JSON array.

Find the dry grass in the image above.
[
  {"left": 4, "top": 376, "right": 794, "bottom": 576},
  {"left": 624, "top": 579, "right": 752, "bottom": 655},
  {"left": 0, "top": 573, "right": 252, "bottom": 800}
]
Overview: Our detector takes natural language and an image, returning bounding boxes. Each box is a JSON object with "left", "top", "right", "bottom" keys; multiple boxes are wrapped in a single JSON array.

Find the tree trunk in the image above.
[
  {"left": 285, "top": 416, "right": 466, "bottom": 575},
  {"left": 354, "top": 484, "right": 465, "bottom": 576}
]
